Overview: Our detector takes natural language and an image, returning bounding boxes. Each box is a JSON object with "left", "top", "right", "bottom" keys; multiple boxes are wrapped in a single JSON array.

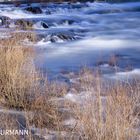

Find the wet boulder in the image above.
[
  {"left": 61, "top": 19, "right": 75, "bottom": 25},
  {"left": 15, "top": 19, "right": 33, "bottom": 30},
  {"left": 71, "top": 3, "right": 86, "bottom": 9},
  {"left": 50, "top": 36, "right": 59, "bottom": 43},
  {"left": 57, "top": 34, "right": 76, "bottom": 41},
  {"left": 0, "top": 16, "right": 11, "bottom": 27},
  {"left": 41, "top": 21, "right": 49, "bottom": 29},
  {"left": 45, "top": 10, "right": 51, "bottom": 15},
  {"left": 24, "top": 6, "right": 43, "bottom": 14},
  {"left": 49, "top": 34, "right": 77, "bottom": 43},
  {"left": 34, "top": 21, "right": 49, "bottom": 29}
]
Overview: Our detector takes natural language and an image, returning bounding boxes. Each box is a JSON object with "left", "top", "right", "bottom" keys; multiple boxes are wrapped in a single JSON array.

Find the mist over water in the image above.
[{"left": 0, "top": 1, "right": 140, "bottom": 78}]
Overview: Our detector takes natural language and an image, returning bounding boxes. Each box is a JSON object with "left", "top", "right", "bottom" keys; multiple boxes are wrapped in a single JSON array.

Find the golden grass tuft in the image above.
[
  {"left": 0, "top": 32, "right": 140, "bottom": 139},
  {"left": 0, "top": 32, "right": 67, "bottom": 136},
  {"left": 69, "top": 69, "right": 140, "bottom": 140}
]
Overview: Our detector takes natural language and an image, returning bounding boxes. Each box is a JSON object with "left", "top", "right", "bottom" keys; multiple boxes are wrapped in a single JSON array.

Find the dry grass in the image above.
[
  {"left": 68, "top": 69, "right": 140, "bottom": 140},
  {"left": 0, "top": 32, "right": 140, "bottom": 139},
  {"left": 0, "top": 32, "right": 67, "bottom": 139},
  {"left": 0, "top": 32, "right": 37, "bottom": 109}
]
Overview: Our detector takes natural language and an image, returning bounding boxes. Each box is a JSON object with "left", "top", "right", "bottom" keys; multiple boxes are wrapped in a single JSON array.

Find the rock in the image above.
[
  {"left": 58, "top": 34, "right": 76, "bottom": 41},
  {"left": 15, "top": 19, "right": 33, "bottom": 30},
  {"left": 49, "top": 34, "right": 77, "bottom": 43},
  {"left": 41, "top": 22, "right": 49, "bottom": 28},
  {"left": 71, "top": 3, "right": 85, "bottom": 9},
  {"left": 42, "top": 34, "right": 77, "bottom": 43},
  {"left": 50, "top": 36, "right": 58, "bottom": 43},
  {"left": 14, "top": 1, "right": 21, "bottom": 7},
  {"left": 45, "top": 10, "right": 51, "bottom": 15},
  {"left": 24, "top": 6, "right": 43, "bottom": 14},
  {"left": 0, "top": 16, "right": 11, "bottom": 27},
  {"left": 62, "top": 19, "right": 75, "bottom": 25}
]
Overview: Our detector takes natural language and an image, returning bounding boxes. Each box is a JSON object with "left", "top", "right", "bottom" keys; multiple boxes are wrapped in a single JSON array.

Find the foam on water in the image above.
[
  {"left": 107, "top": 69, "right": 140, "bottom": 81},
  {"left": 0, "top": 2, "right": 140, "bottom": 79},
  {"left": 116, "top": 69, "right": 140, "bottom": 76},
  {"left": 36, "top": 37, "right": 140, "bottom": 58},
  {"left": 0, "top": 6, "right": 46, "bottom": 19}
]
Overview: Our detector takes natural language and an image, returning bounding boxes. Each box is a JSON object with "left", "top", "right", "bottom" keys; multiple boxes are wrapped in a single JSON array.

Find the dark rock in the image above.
[
  {"left": 58, "top": 34, "right": 76, "bottom": 41},
  {"left": 50, "top": 36, "right": 57, "bottom": 43},
  {"left": 71, "top": 3, "right": 85, "bottom": 9},
  {"left": 45, "top": 10, "right": 51, "bottom": 15},
  {"left": 42, "top": 33, "right": 78, "bottom": 43},
  {"left": 48, "top": 34, "right": 77, "bottom": 43},
  {"left": 62, "top": 20, "right": 75, "bottom": 25},
  {"left": 97, "top": 61, "right": 108, "bottom": 66},
  {"left": 0, "top": 16, "right": 10, "bottom": 27},
  {"left": 14, "top": 1, "right": 21, "bottom": 7},
  {"left": 24, "top": 6, "right": 42, "bottom": 14},
  {"left": 41, "top": 22, "right": 49, "bottom": 28}
]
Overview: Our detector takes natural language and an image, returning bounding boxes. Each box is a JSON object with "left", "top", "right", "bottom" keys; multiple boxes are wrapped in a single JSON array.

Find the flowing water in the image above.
[{"left": 0, "top": 1, "right": 140, "bottom": 80}]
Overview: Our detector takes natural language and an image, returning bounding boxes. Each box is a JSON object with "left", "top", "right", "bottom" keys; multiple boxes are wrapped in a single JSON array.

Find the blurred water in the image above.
[{"left": 0, "top": 1, "right": 140, "bottom": 78}]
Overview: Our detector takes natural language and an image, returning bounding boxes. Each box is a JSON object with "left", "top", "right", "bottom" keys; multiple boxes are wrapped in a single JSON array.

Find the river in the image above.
[{"left": 0, "top": 1, "right": 140, "bottom": 80}]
